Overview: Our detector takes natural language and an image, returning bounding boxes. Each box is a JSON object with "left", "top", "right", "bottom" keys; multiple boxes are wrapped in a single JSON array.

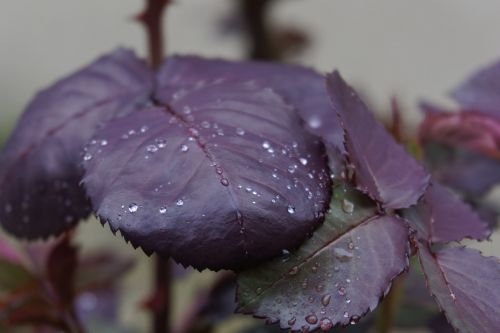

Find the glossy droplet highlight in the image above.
[
  {"left": 342, "top": 199, "right": 354, "bottom": 214},
  {"left": 176, "top": 199, "right": 184, "bottom": 206},
  {"left": 146, "top": 144, "right": 158, "bottom": 153},
  {"left": 299, "top": 157, "right": 308, "bottom": 166},
  {"left": 320, "top": 318, "right": 333, "bottom": 331},
  {"left": 180, "top": 144, "right": 189, "bottom": 152},
  {"left": 236, "top": 128, "right": 245, "bottom": 135},
  {"left": 262, "top": 141, "right": 270, "bottom": 149},
  {"left": 221, "top": 178, "right": 229, "bottom": 186},
  {"left": 128, "top": 203, "right": 138, "bottom": 213},
  {"left": 321, "top": 294, "right": 331, "bottom": 307},
  {"left": 287, "top": 205, "right": 296, "bottom": 214},
  {"left": 333, "top": 247, "right": 354, "bottom": 261},
  {"left": 83, "top": 153, "right": 92, "bottom": 161},
  {"left": 159, "top": 207, "right": 167, "bottom": 214}
]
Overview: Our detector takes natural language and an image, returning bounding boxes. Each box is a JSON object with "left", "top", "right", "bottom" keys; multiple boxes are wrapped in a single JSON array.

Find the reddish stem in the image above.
[
  {"left": 135, "top": 2, "right": 171, "bottom": 333},
  {"left": 136, "top": 0, "right": 170, "bottom": 68}
]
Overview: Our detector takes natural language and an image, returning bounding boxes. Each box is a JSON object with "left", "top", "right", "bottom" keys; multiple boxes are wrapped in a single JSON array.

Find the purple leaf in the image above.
[
  {"left": 326, "top": 71, "right": 430, "bottom": 209},
  {"left": 156, "top": 55, "right": 345, "bottom": 155},
  {"left": 237, "top": 184, "right": 409, "bottom": 332},
  {"left": 402, "top": 182, "right": 490, "bottom": 243},
  {"left": 0, "top": 48, "right": 153, "bottom": 239},
  {"left": 423, "top": 143, "right": 500, "bottom": 198},
  {"left": 82, "top": 79, "right": 331, "bottom": 270},
  {"left": 451, "top": 60, "right": 500, "bottom": 118},
  {"left": 418, "top": 244, "right": 500, "bottom": 333}
]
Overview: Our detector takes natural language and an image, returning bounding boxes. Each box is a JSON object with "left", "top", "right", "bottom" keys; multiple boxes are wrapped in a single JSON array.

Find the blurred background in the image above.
[{"left": 1, "top": 1, "right": 499, "bottom": 332}]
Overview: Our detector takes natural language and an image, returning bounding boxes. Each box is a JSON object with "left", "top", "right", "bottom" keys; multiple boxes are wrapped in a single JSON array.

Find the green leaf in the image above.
[{"left": 237, "top": 183, "right": 410, "bottom": 331}]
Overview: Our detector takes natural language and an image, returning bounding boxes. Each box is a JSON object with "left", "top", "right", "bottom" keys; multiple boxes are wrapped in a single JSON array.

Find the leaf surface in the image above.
[
  {"left": 237, "top": 184, "right": 409, "bottom": 331},
  {"left": 418, "top": 244, "right": 500, "bottom": 333},
  {"left": 402, "top": 182, "right": 490, "bottom": 243},
  {"left": 82, "top": 80, "right": 331, "bottom": 270},
  {"left": 451, "top": 60, "right": 500, "bottom": 118},
  {"left": 156, "top": 55, "right": 345, "bottom": 155},
  {"left": 0, "top": 48, "right": 153, "bottom": 238},
  {"left": 326, "top": 71, "right": 430, "bottom": 209}
]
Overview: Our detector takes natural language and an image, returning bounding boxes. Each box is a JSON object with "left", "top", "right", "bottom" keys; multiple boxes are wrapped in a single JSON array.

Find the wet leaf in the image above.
[
  {"left": 82, "top": 80, "right": 331, "bottom": 270},
  {"left": 0, "top": 48, "right": 153, "bottom": 239},
  {"left": 418, "top": 244, "right": 500, "bottom": 333},
  {"left": 451, "top": 59, "right": 500, "bottom": 118},
  {"left": 402, "top": 182, "right": 490, "bottom": 243},
  {"left": 326, "top": 71, "right": 430, "bottom": 209},
  {"left": 156, "top": 55, "right": 345, "bottom": 155},
  {"left": 237, "top": 184, "right": 409, "bottom": 332}
]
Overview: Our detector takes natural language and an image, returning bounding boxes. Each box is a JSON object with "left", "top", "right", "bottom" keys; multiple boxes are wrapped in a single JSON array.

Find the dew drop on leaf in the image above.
[
  {"left": 128, "top": 203, "right": 138, "bottom": 213},
  {"left": 308, "top": 116, "right": 322, "bottom": 129},
  {"left": 305, "top": 314, "right": 318, "bottom": 325},
  {"left": 236, "top": 127, "right": 245, "bottom": 135},
  {"left": 180, "top": 144, "right": 189, "bottom": 152},
  {"left": 288, "top": 317, "right": 296, "bottom": 326},
  {"left": 299, "top": 157, "right": 308, "bottom": 166},
  {"left": 262, "top": 141, "right": 271, "bottom": 149},
  {"left": 176, "top": 199, "right": 184, "bottom": 207},
  {"left": 220, "top": 178, "right": 229, "bottom": 186},
  {"left": 287, "top": 205, "right": 296, "bottom": 214},
  {"left": 83, "top": 153, "right": 92, "bottom": 161},
  {"left": 342, "top": 199, "right": 354, "bottom": 214},
  {"left": 100, "top": 140, "right": 108, "bottom": 146},
  {"left": 146, "top": 144, "right": 158, "bottom": 153},
  {"left": 159, "top": 207, "right": 167, "bottom": 214},
  {"left": 320, "top": 318, "right": 333, "bottom": 331},
  {"left": 321, "top": 294, "right": 331, "bottom": 307},
  {"left": 333, "top": 247, "right": 354, "bottom": 261}
]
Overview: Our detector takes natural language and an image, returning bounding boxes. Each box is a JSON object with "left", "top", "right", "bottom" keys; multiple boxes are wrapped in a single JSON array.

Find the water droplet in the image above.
[
  {"left": 288, "top": 164, "right": 298, "bottom": 173},
  {"left": 159, "top": 207, "right": 167, "bottom": 214},
  {"left": 299, "top": 157, "right": 308, "bottom": 166},
  {"left": 333, "top": 248, "right": 354, "bottom": 261},
  {"left": 156, "top": 138, "right": 167, "bottom": 148},
  {"left": 308, "top": 296, "right": 315, "bottom": 303},
  {"left": 221, "top": 178, "right": 229, "bottom": 186},
  {"left": 320, "top": 318, "right": 333, "bottom": 331},
  {"left": 288, "top": 317, "right": 296, "bottom": 326},
  {"left": 342, "top": 199, "right": 354, "bottom": 214},
  {"left": 256, "top": 287, "right": 262, "bottom": 294},
  {"left": 180, "top": 145, "right": 189, "bottom": 152},
  {"left": 183, "top": 106, "right": 192, "bottom": 114},
  {"left": 83, "top": 153, "right": 92, "bottom": 161},
  {"left": 272, "top": 173, "right": 278, "bottom": 179},
  {"left": 450, "top": 292, "right": 456, "bottom": 300},
  {"left": 201, "top": 121, "right": 210, "bottom": 129},
  {"left": 262, "top": 141, "right": 270, "bottom": 149},
  {"left": 100, "top": 140, "right": 108, "bottom": 146},
  {"left": 343, "top": 312, "right": 349, "bottom": 318},
  {"left": 267, "top": 147, "right": 274, "bottom": 154},
  {"left": 305, "top": 315, "right": 318, "bottom": 325},
  {"left": 308, "top": 116, "right": 322, "bottom": 128},
  {"left": 140, "top": 125, "right": 149, "bottom": 133},
  {"left": 346, "top": 298, "right": 351, "bottom": 304},
  {"left": 281, "top": 249, "right": 290, "bottom": 262},
  {"left": 147, "top": 144, "right": 158, "bottom": 153},
  {"left": 287, "top": 205, "right": 296, "bottom": 214},
  {"left": 236, "top": 128, "right": 245, "bottom": 135},
  {"left": 128, "top": 203, "right": 138, "bottom": 213}
]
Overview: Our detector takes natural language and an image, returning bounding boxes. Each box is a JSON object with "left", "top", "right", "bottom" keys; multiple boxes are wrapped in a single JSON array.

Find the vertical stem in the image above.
[
  {"left": 376, "top": 276, "right": 404, "bottom": 333},
  {"left": 153, "top": 257, "right": 171, "bottom": 333},
  {"left": 240, "top": 0, "right": 277, "bottom": 60},
  {"left": 135, "top": 2, "right": 171, "bottom": 333}
]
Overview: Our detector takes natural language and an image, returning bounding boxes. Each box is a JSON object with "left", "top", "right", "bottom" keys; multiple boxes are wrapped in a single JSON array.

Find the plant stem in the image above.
[
  {"left": 135, "top": 2, "right": 171, "bottom": 332},
  {"left": 376, "top": 275, "right": 405, "bottom": 333},
  {"left": 153, "top": 257, "right": 171, "bottom": 333},
  {"left": 240, "top": 0, "right": 277, "bottom": 60},
  {"left": 136, "top": 0, "right": 170, "bottom": 68}
]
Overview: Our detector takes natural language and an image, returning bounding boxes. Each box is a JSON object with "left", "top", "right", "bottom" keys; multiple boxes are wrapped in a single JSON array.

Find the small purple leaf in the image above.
[
  {"left": 237, "top": 184, "right": 409, "bottom": 331},
  {"left": 403, "top": 182, "right": 490, "bottom": 243},
  {"left": 0, "top": 48, "right": 153, "bottom": 239},
  {"left": 451, "top": 60, "right": 500, "bottom": 118},
  {"left": 82, "top": 80, "right": 331, "bottom": 270},
  {"left": 156, "top": 55, "right": 345, "bottom": 155},
  {"left": 419, "top": 244, "right": 500, "bottom": 333},
  {"left": 326, "top": 71, "right": 430, "bottom": 209}
]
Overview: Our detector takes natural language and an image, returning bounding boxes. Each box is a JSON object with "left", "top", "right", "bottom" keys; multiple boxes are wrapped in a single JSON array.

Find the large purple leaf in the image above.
[
  {"left": 418, "top": 244, "right": 500, "bottom": 333},
  {"left": 326, "top": 71, "right": 430, "bottom": 209},
  {"left": 156, "top": 55, "right": 345, "bottom": 155},
  {"left": 82, "top": 79, "right": 331, "bottom": 270},
  {"left": 402, "top": 182, "right": 490, "bottom": 243},
  {"left": 237, "top": 183, "right": 409, "bottom": 331},
  {"left": 0, "top": 48, "right": 153, "bottom": 239},
  {"left": 451, "top": 60, "right": 500, "bottom": 118}
]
